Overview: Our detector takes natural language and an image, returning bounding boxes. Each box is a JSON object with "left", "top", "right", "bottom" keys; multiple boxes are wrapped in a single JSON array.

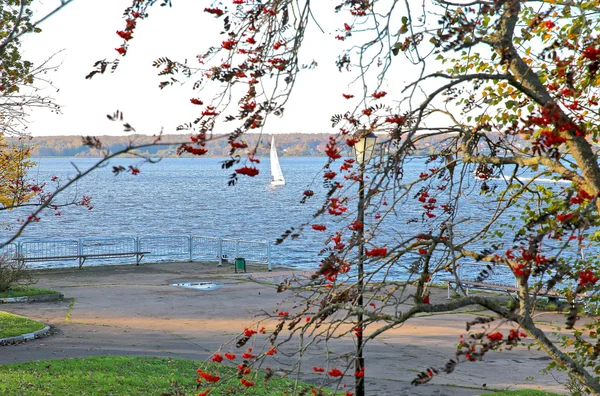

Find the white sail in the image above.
[{"left": 270, "top": 136, "right": 285, "bottom": 186}]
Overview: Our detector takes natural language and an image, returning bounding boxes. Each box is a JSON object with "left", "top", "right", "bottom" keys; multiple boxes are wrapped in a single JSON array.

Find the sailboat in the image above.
[{"left": 270, "top": 136, "right": 285, "bottom": 186}]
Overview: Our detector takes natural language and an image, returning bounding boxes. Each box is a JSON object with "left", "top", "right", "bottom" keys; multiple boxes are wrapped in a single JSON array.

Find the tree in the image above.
[
  {"left": 0, "top": 135, "right": 36, "bottom": 209},
  {"left": 84, "top": 0, "right": 600, "bottom": 394},
  {"left": 0, "top": 1, "right": 69, "bottom": 225},
  {"left": 0, "top": 0, "right": 70, "bottom": 135}
]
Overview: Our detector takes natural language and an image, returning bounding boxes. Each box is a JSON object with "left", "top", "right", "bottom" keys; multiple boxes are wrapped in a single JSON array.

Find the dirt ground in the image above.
[{"left": 0, "top": 261, "right": 572, "bottom": 395}]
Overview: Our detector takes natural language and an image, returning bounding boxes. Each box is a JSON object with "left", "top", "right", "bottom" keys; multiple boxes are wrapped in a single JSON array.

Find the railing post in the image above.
[
  {"left": 78, "top": 239, "right": 83, "bottom": 269},
  {"left": 267, "top": 241, "right": 272, "bottom": 271},
  {"left": 218, "top": 238, "right": 223, "bottom": 266},
  {"left": 235, "top": 239, "right": 239, "bottom": 259},
  {"left": 188, "top": 235, "right": 193, "bottom": 262},
  {"left": 17, "top": 242, "right": 23, "bottom": 266},
  {"left": 136, "top": 237, "right": 141, "bottom": 265}
]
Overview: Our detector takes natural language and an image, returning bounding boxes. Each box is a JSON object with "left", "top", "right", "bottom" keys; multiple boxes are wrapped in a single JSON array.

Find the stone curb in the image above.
[
  {"left": 0, "top": 325, "right": 51, "bottom": 346},
  {"left": 0, "top": 293, "right": 64, "bottom": 304}
]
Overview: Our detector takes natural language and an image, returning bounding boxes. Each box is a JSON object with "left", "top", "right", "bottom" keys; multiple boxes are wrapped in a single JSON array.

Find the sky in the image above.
[{"left": 19, "top": 0, "right": 414, "bottom": 137}]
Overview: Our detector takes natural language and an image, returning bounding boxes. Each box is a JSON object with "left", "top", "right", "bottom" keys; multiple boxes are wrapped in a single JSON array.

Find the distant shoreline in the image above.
[
  {"left": 31, "top": 155, "right": 328, "bottom": 159},
  {"left": 8, "top": 132, "right": 333, "bottom": 158},
  {"left": 10, "top": 133, "right": 441, "bottom": 158}
]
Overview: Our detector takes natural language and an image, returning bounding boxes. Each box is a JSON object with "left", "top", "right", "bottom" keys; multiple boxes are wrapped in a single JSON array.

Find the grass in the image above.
[
  {"left": 479, "top": 390, "right": 563, "bottom": 395},
  {"left": 504, "top": 297, "right": 589, "bottom": 314},
  {"left": 0, "top": 356, "right": 341, "bottom": 395},
  {"left": 0, "top": 285, "right": 59, "bottom": 299},
  {"left": 0, "top": 311, "right": 45, "bottom": 338}
]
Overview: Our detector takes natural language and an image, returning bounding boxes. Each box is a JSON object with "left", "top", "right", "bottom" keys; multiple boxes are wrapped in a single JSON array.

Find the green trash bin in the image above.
[{"left": 235, "top": 257, "right": 246, "bottom": 273}]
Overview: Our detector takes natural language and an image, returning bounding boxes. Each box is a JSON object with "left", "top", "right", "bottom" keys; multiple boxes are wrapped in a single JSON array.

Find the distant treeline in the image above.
[
  {"left": 8, "top": 132, "right": 455, "bottom": 158},
  {"left": 7, "top": 133, "right": 336, "bottom": 158}
]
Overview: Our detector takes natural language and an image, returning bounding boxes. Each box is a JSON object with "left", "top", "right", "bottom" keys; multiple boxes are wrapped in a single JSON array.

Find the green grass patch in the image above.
[
  {"left": 0, "top": 285, "right": 59, "bottom": 299},
  {"left": 0, "top": 311, "right": 45, "bottom": 338},
  {"left": 479, "top": 390, "right": 563, "bottom": 395},
  {"left": 0, "top": 356, "right": 340, "bottom": 395}
]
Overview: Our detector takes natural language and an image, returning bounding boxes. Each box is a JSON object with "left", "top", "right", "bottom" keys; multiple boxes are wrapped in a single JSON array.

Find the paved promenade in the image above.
[{"left": 0, "top": 261, "right": 568, "bottom": 395}]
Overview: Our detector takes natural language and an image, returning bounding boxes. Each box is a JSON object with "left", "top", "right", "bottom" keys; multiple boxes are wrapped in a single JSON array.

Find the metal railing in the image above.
[
  {"left": 5, "top": 235, "right": 272, "bottom": 270},
  {"left": 191, "top": 236, "right": 221, "bottom": 262},
  {"left": 0, "top": 242, "right": 18, "bottom": 260},
  {"left": 443, "top": 262, "right": 578, "bottom": 299},
  {"left": 20, "top": 239, "right": 79, "bottom": 262}
]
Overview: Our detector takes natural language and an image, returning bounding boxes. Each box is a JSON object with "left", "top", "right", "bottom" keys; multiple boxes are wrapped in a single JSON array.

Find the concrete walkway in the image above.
[{"left": 0, "top": 261, "right": 569, "bottom": 395}]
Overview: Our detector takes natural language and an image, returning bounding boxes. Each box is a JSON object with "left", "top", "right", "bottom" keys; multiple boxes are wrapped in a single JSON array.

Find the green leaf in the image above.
[
  {"left": 590, "top": 231, "right": 600, "bottom": 242},
  {"left": 564, "top": 5, "right": 571, "bottom": 16}
]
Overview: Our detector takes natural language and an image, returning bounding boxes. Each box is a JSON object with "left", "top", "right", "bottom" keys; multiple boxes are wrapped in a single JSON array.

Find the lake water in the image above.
[{"left": 1, "top": 156, "right": 575, "bottom": 281}]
